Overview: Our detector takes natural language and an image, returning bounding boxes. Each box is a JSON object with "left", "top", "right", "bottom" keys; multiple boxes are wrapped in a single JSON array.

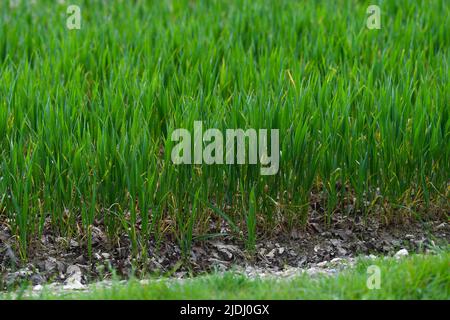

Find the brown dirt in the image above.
[{"left": 1, "top": 212, "right": 449, "bottom": 289}]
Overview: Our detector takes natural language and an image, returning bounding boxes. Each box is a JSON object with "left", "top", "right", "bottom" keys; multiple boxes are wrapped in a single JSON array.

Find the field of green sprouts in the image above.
[{"left": 0, "top": 0, "right": 448, "bottom": 260}]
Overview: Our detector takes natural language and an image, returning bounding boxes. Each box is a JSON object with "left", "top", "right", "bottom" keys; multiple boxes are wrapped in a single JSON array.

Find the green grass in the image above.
[
  {"left": 9, "top": 253, "right": 450, "bottom": 300},
  {"left": 0, "top": 0, "right": 448, "bottom": 259}
]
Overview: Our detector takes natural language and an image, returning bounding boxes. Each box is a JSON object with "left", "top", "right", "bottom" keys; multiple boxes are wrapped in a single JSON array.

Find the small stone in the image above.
[
  {"left": 266, "top": 249, "right": 276, "bottom": 259},
  {"left": 317, "top": 261, "right": 328, "bottom": 267},
  {"left": 70, "top": 239, "right": 79, "bottom": 248},
  {"left": 56, "top": 261, "right": 66, "bottom": 273},
  {"left": 32, "top": 284, "right": 43, "bottom": 291},
  {"left": 101, "top": 252, "right": 111, "bottom": 259},
  {"left": 45, "top": 258, "right": 57, "bottom": 272},
  {"left": 30, "top": 274, "right": 45, "bottom": 286},
  {"left": 75, "top": 255, "right": 86, "bottom": 264},
  {"left": 330, "top": 239, "right": 341, "bottom": 247},
  {"left": 65, "top": 265, "right": 82, "bottom": 283},
  {"left": 297, "top": 257, "right": 307, "bottom": 267},
  {"left": 63, "top": 280, "right": 86, "bottom": 290},
  {"left": 337, "top": 247, "right": 347, "bottom": 256},
  {"left": 66, "top": 265, "right": 81, "bottom": 276},
  {"left": 330, "top": 257, "right": 343, "bottom": 264},
  {"left": 394, "top": 249, "right": 409, "bottom": 259}
]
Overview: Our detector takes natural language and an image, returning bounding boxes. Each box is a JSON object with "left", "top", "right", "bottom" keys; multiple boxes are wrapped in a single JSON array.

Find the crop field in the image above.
[{"left": 0, "top": 0, "right": 449, "bottom": 299}]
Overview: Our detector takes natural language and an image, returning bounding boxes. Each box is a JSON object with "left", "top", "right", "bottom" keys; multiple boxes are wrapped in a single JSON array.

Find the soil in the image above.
[{"left": 1, "top": 212, "right": 449, "bottom": 290}]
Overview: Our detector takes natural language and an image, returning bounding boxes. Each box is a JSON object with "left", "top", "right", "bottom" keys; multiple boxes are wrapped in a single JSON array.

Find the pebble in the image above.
[
  {"left": 316, "top": 261, "right": 328, "bottom": 267},
  {"left": 394, "top": 249, "right": 409, "bottom": 259},
  {"left": 101, "top": 253, "right": 111, "bottom": 259},
  {"left": 32, "top": 285, "right": 43, "bottom": 291}
]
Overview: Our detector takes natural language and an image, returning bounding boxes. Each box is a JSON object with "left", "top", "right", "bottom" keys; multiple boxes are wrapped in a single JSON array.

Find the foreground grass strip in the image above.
[{"left": 12, "top": 253, "right": 449, "bottom": 300}]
